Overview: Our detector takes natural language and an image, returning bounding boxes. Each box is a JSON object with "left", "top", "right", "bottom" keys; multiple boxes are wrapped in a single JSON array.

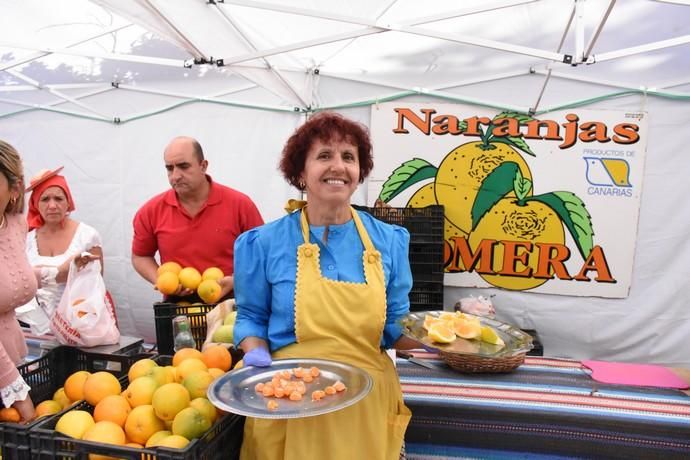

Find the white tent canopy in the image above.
[{"left": 1, "top": 0, "right": 689, "bottom": 365}]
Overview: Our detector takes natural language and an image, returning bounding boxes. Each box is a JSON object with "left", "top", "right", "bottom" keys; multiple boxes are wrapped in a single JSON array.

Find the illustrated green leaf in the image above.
[
  {"left": 491, "top": 136, "right": 536, "bottom": 157},
  {"left": 513, "top": 172, "right": 532, "bottom": 201},
  {"left": 471, "top": 161, "right": 520, "bottom": 231},
  {"left": 525, "top": 191, "right": 594, "bottom": 259},
  {"left": 493, "top": 111, "right": 535, "bottom": 124},
  {"left": 377, "top": 158, "right": 437, "bottom": 203}
]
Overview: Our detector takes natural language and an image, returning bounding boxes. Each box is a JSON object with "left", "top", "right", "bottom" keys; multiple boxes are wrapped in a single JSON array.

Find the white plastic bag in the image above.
[
  {"left": 456, "top": 295, "right": 496, "bottom": 318},
  {"left": 15, "top": 297, "right": 52, "bottom": 336},
  {"left": 50, "top": 260, "right": 120, "bottom": 347}
]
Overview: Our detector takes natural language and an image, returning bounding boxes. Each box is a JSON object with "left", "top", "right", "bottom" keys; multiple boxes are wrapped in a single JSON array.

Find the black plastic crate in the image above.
[
  {"left": 409, "top": 282, "right": 444, "bottom": 311},
  {"left": 358, "top": 205, "right": 444, "bottom": 244},
  {"left": 154, "top": 303, "right": 217, "bottom": 355},
  {"left": 0, "top": 346, "right": 149, "bottom": 460},
  {"left": 30, "top": 354, "right": 244, "bottom": 460},
  {"left": 354, "top": 205, "right": 445, "bottom": 312}
]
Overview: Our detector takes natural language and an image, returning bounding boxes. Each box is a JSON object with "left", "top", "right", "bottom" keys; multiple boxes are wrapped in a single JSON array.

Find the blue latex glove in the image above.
[{"left": 243, "top": 347, "right": 272, "bottom": 367}]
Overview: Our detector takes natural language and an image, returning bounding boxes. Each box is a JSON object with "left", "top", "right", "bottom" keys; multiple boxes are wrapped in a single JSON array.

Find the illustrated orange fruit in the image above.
[
  {"left": 156, "top": 271, "right": 179, "bottom": 295},
  {"left": 172, "top": 407, "right": 212, "bottom": 440},
  {"left": 0, "top": 407, "right": 21, "bottom": 423},
  {"left": 468, "top": 198, "right": 565, "bottom": 290},
  {"left": 128, "top": 358, "right": 158, "bottom": 382},
  {"left": 201, "top": 345, "right": 232, "bottom": 371},
  {"left": 434, "top": 141, "right": 532, "bottom": 235},
  {"left": 197, "top": 279, "right": 222, "bottom": 304},
  {"left": 427, "top": 322, "right": 455, "bottom": 344},
  {"left": 178, "top": 267, "right": 202, "bottom": 291},
  {"left": 94, "top": 394, "right": 131, "bottom": 427},
  {"left": 407, "top": 182, "right": 469, "bottom": 244},
  {"left": 151, "top": 383, "right": 190, "bottom": 421},
  {"left": 201, "top": 267, "right": 224, "bottom": 282},
  {"left": 55, "top": 410, "right": 95, "bottom": 439},
  {"left": 34, "top": 400, "right": 62, "bottom": 418},
  {"left": 124, "top": 405, "right": 166, "bottom": 445},
  {"left": 64, "top": 370, "right": 91, "bottom": 401},
  {"left": 83, "top": 372, "right": 122, "bottom": 406},
  {"left": 157, "top": 261, "right": 182, "bottom": 276},
  {"left": 172, "top": 348, "right": 203, "bottom": 367}
]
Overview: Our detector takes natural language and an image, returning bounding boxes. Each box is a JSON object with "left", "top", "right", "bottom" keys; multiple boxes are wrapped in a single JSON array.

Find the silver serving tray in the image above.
[
  {"left": 401, "top": 310, "right": 533, "bottom": 358},
  {"left": 207, "top": 358, "right": 372, "bottom": 419}
]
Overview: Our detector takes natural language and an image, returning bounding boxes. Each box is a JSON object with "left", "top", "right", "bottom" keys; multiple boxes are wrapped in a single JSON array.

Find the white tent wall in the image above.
[
  {"left": 2, "top": 0, "right": 689, "bottom": 365},
  {"left": 1, "top": 80, "right": 689, "bottom": 366},
  {"left": 0, "top": 101, "right": 303, "bottom": 343}
]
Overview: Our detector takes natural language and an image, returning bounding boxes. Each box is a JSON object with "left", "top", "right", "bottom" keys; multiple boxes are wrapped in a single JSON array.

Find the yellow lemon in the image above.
[{"left": 480, "top": 325, "right": 505, "bottom": 347}]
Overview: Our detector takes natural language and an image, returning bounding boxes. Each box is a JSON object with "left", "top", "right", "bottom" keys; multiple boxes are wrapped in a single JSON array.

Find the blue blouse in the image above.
[{"left": 233, "top": 209, "right": 412, "bottom": 351}]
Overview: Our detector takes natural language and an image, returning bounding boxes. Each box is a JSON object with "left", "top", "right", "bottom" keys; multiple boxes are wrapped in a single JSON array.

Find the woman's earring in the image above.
[{"left": 299, "top": 181, "right": 306, "bottom": 189}]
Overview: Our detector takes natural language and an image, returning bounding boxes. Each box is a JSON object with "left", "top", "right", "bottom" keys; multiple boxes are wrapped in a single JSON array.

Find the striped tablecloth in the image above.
[{"left": 399, "top": 352, "right": 690, "bottom": 459}]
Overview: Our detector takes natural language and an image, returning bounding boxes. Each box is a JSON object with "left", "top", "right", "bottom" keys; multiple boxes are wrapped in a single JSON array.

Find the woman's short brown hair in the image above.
[
  {"left": 279, "top": 112, "right": 373, "bottom": 190},
  {"left": 0, "top": 140, "right": 26, "bottom": 214}
]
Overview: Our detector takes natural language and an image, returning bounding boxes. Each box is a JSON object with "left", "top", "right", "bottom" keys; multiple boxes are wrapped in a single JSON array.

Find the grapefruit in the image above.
[
  {"left": 172, "top": 407, "right": 211, "bottom": 440},
  {"left": 55, "top": 410, "right": 95, "bottom": 439},
  {"left": 201, "top": 267, "right": 224, "bottom": 282},
  {"left": 178, "top": 267, "right": 202, "bottom": 291}
]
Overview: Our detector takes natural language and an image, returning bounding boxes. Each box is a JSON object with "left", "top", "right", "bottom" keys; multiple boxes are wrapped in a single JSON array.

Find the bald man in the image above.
[{"left": 132, "top": 136, "right": 264, "bottom": 300}]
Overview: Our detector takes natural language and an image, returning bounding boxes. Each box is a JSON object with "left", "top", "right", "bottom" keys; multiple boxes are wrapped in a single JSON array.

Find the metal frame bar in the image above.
[{"left": 593, "top": 35, "right": 690, "bottom": 62}]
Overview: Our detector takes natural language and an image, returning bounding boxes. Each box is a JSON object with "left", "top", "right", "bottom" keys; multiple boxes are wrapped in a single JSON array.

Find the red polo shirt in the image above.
[{"left": 132, "top": 176, "right": 263, "bottom": 276}]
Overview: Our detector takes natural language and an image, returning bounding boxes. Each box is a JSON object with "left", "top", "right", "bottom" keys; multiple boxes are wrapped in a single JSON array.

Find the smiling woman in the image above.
[{"left": 232, "top": 113, "right": 419, "bottom": 460}]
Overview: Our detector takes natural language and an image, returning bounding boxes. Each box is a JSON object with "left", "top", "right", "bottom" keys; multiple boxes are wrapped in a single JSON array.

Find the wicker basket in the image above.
[{"left": 438, "top": 350, "right": 526, "bottom": 373}]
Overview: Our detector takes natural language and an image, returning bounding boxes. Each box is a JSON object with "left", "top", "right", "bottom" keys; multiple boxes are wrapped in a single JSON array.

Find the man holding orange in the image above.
[{"left": 131, "top": 136, "right": 263, "bottom": 301}]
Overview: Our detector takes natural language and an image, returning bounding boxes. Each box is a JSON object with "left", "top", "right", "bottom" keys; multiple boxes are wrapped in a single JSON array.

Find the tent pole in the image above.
[{"left": 530, "top": 3, "right": 576, "bottom": 113}]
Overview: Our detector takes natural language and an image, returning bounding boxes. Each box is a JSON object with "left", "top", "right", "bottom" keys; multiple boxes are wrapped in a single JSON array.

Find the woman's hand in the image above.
[
  {"left": 74, "top": 252, "right": 100, "bottom": 271},
  {"left": 13, "top": 397, "right": 35, "bottom": 422}
]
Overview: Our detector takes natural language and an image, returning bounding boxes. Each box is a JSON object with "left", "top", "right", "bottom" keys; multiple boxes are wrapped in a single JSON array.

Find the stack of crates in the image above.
[
  {"left": 29, "top": 355, "right": 244, "bottom": 460},
  {"left": 0, "top": 346, "right": 151, "bottom": 460},
  {"left": 354, "top": 205, "right": 445, "bottom": 311}
]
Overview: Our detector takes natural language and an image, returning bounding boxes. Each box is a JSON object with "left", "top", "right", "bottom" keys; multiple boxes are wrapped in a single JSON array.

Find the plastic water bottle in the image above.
[{"left": 173, "top": 315, "right": 196, "bottom": 351}]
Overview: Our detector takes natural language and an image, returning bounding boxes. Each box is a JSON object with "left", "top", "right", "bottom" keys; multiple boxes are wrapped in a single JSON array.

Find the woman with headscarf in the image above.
[{"left": 22, "top": 167, "right": 103, "bottom": 323}]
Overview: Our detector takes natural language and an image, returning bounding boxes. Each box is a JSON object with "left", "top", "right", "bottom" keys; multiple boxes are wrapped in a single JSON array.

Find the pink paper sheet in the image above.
[{"left": 582, "top": 360, "right": 689, "bottom": 389}]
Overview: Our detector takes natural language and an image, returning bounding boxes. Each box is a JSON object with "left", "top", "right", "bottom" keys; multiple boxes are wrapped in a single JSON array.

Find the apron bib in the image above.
[{"left": 240, "top": 206, "right": 410, "bottom": 460}]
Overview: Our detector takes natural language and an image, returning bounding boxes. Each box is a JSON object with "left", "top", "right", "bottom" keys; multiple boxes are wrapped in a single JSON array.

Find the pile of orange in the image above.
[
  {"left": 156, "top": 262, "right": 224, "bottom": 304},
  {"left": 51, "top": 345, "right": 232, "bottom": 452}
]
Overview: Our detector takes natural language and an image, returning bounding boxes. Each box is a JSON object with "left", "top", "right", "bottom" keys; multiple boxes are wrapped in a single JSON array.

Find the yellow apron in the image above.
[{"left": 240, "top": 206, "right": 410, "bottom": 460}]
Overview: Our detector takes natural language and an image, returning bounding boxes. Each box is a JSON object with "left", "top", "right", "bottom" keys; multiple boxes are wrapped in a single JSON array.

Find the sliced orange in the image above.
[{"left": 427, "top": 322, "right": 456, "bottom": 344}]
